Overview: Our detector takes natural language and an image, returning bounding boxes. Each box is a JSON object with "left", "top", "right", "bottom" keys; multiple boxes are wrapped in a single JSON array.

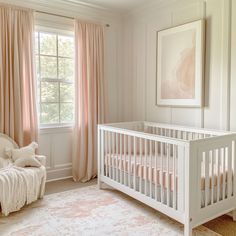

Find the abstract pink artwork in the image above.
[{"left": 157, "top": 20, "right": 204, "bottom": 107}]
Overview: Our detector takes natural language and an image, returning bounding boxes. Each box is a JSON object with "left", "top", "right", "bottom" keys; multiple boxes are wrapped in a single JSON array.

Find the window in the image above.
[{"left": 35, "top": 30, "right": 74, "bottom": 127}]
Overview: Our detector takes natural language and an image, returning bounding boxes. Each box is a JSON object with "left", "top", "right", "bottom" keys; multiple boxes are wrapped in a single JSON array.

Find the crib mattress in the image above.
[{"left": 104, "top": 154, "right": 229, "bottom": 191}]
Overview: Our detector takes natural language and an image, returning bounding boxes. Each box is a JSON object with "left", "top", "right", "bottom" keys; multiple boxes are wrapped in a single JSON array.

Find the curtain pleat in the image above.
[
  {"left": 73, "top": 20, "right": 106, "bottom": 182},
  {"left": 0, "top": 6, "right": 38, "bottom": 146}
]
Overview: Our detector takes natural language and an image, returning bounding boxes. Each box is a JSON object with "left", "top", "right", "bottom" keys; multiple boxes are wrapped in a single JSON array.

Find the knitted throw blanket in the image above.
[{"left": 0, "top": 164, "right": 46, "bottom": 216}]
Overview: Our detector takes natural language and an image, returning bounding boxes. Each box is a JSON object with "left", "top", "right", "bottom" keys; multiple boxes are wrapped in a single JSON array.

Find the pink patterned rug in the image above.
[{"left": 0, "top": 185, "right": 220, "bottom": 236}]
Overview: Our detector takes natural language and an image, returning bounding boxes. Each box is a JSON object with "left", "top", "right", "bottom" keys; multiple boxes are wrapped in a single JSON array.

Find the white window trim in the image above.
[
  {"left": 35, "top": 25, "right": 74, "bottom": 37},
  {"left": 39, "top": 125, "right": 73, "bottom": 135},
  {"left": 35, "top": 26, "right": 75, "bottom": 130}
]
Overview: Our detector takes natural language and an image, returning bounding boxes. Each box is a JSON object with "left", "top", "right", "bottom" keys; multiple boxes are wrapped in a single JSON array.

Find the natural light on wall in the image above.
[{"left": 35, "top": 30, "right": 74, "bottom": 127}]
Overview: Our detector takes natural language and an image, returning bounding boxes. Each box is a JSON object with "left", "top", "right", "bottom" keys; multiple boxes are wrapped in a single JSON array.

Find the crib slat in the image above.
[
  {"left": 128, "top": 136, "right": 131, "bottom": 188},
  {"left": 105, "top": 131, "right": 108, "bottom": 177},
  {"left": 119, "top": 134, "right": 123, "bottom": 184},
  {"left": 124, "top": 135, "right": 127, "bottom": 186},
  {"left": 116, "top": 133, "right": 119, "bottom": 182},
  {"left": 108, "top": 132, "right": 112, "bottom": 178},
  {"left": 177, "top": 145, "right": 185, "bottom": 211},
  {"left": 186, "top": 132, "right": 189, "bottom": 140},
  {"left": 139, "top": 138, "right": 143, "bottom": 193},
  {"left": 211, "top": 150, "right": 214, "bottom": 205},
  {"left": 145, "top": 139, "right": 148, "bottom": 195},
  {"left": 97, "top": 129, "right": 101, "bottom": 186},
  {"left": 227, "top": 145, "right": 232, "bottom": 198},
  {"left": 217, "top": 149, "right": 220, "bottom": 202},
  {"left": 198, "top": 133, "right": 200, "bottom": 140},
  {"left": 154, "top": 141, "right": 158, "bottom": 201},
  {"left": 222, "top": 148, "right": 226, "bottom": 200},
  {"left": 173, "top": 145, "right": 177, "bottom": 210},
  {"left": 167, "top": 143, "right": 170, "bottom": 207},
  {"left": 133, "top": 137, "right": 137, "bottom": 191},
  {"left": 112, "top": 132, "right": 115, "bottom": 180},
  {"left": 160, "top": 142, "right": 164, "bottom": 203},
  {"left": 205, "top": 151, "right": 210, "bottom": 207},
  {"left": 101, "top": 130, "right": 104, "bottom": 178},
  {"left": 149, "top": 140, "right": 153, "bottom": 198}
]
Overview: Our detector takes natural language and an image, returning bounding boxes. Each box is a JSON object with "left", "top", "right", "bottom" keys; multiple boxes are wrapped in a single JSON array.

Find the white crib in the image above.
[{"left": 97, "top": 121, "right": 236, "bottom": 236}]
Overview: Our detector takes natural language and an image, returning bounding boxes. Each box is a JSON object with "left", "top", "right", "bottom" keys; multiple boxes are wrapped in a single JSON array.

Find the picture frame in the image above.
[{"left": 156, "top": 20, "right": 205, "bottom": 107}]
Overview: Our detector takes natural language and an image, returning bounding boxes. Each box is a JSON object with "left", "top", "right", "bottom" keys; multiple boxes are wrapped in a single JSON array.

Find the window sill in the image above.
[{"left": 39, "top": 125, "right": 73, "bottom": 134}]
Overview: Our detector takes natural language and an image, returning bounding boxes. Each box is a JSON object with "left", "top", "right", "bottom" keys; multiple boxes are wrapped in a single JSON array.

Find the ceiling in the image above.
[{"left": 64, "top": 0, "right": 151, "bottom": 12}]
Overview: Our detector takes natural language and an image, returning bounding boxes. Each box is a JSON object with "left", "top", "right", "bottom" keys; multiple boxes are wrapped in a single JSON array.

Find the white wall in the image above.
[
  {"left": 39, "top": 127, "right": 73, "bottom": 180},
  {"left": 119, "top": 0, "right": 236, "bottom": 132},
  {"left": 230, "top": 1, "right": 236, "bottom": 131},
  {"left": 1, "top": 0, "right": 123, "bottom": 181}
]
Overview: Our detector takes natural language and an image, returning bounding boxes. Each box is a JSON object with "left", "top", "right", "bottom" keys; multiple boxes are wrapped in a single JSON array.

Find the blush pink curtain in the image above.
[
  {"left": 73, "top": 20, "right": 106, "bottom": 182},
  {"left": 0, "top": 5, "right": 38, "bottom": 147}
]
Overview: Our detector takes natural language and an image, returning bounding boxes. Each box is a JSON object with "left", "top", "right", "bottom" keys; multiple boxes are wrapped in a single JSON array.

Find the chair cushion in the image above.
[
  {"left": 6, "top": 142, "right": 38, "bottom": 162},
  {"left": 0, "top": 157, "right": 12, "bottom": 169},
  {"left": 14, "top": 157, "right": 41, "bottom": 168}
]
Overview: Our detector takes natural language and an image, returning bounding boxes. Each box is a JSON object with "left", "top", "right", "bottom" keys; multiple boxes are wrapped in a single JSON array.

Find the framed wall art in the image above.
[{"left": 156, "top": 20, "right": 205, "bottom": 107}]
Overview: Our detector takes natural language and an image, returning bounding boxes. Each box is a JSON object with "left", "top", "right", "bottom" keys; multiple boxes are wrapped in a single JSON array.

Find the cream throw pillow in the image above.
[
  {"left": 14, "top": 156, "right": 41, "bottom": 168},
  {"left": 5, "top": 142, "right": 38, "bottom": 162}
]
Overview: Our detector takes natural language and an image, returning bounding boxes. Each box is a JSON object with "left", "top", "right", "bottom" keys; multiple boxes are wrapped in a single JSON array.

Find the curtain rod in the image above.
[{"left": 36, "top": 10, "right": 110, "bottom": 27}]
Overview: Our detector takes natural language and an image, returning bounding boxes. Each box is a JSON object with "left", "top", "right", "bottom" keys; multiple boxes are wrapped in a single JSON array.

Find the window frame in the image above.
[{"left": 35, "top": 26, "right": 75, "bottom": 129}]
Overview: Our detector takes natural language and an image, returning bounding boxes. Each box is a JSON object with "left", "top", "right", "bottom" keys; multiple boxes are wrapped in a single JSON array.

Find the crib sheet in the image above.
[{"left": 105, "top": 154, "right": 229, "bottom": 191}]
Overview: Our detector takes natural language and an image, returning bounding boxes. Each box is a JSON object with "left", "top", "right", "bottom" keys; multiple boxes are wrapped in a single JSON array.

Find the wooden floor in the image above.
[
  {"left": 204, "top": 215, "right": 236, "bottom": 236},
  {"left": 45, "top": 178, "right": 97, "bottom": 195},
  {"left": 45, "top": 178, "right": 236, "bottom": 236}
]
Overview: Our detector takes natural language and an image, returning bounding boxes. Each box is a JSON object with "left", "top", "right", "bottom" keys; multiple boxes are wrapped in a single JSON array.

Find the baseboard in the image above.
[
  {"left": 46, "top": 176, "right": 73, "bottom": 183},
  {"left": 46, "top": 167, "right": 72, "bottom": 182}
]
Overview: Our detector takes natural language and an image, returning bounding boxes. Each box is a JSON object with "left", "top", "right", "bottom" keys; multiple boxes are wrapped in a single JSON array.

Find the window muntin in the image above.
[{"left": 35, "top": 30, "right": 74, "bottom": 126}]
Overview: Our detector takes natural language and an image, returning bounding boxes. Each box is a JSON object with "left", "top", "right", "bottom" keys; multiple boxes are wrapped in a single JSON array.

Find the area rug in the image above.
[{"left": 0, "top": 185, "right": 221, "bottom": 236}]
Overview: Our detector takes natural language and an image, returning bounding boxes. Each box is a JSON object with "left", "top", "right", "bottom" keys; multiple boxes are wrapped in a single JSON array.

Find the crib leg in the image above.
[
  {"left": 184, "top": 224, "right": 192, "bottom": 236},
  {"left": 98, "top": 179, "right": 103, "bottom": 189},
  {"left": 233, "top": 209, "right": 236, "bottom": 221}
]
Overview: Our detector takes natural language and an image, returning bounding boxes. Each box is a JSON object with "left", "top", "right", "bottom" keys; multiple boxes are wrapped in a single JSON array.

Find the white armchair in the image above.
[
  {"left": 35, "top": 155, "right": 47, "bottom": 166},
  {"left": 0, "top": 157, "right": 11, "bottom": 168},
  {"left": 0, "top": 133, "right": 47, "bottom": 216},
  {"left": 0, "top": 134, "right": 17, "bottom": 169}
]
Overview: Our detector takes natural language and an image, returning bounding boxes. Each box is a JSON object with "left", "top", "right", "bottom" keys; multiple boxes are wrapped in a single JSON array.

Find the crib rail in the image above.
[
  {"left": 144, "top": 123, "right": 214, "bottom": 141},
  {"left": 188, "top": 134, "right": 236, "bottom": 227},
  {"left": 105, "top": 121, "right": 229, "bottom": 136},
  {"left": 144, "top": 121, "right": 229, "bottom": 137},
  {"left": 98, "top": 122, "right": 236, "bottom": 233},
  {"left": 98, "top": 124, "right": 189, "bottom": 223}
]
